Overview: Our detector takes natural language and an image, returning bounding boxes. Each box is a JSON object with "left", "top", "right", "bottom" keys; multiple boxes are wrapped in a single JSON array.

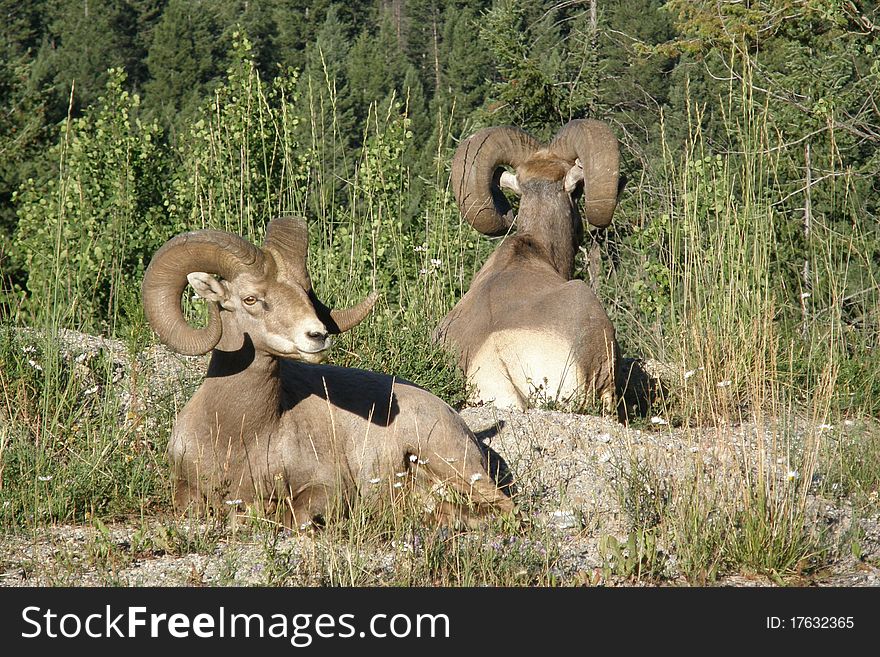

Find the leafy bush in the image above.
[{"left": 12, "top": 69, "right": 170, "bottom": 333}]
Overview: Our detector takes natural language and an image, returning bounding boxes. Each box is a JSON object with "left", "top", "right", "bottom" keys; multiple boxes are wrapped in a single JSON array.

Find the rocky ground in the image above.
[{"left": 1, "top": 329, "right": 878, "bottom": 587}]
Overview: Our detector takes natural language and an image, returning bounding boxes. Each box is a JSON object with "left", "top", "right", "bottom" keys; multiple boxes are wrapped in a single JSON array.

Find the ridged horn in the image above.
[
  {"left": 263, "top": 215, "right": 312, "bottom": 288},
  {"left": 549, "top": 119, "right": 620, "bottom": 228},
  {"left": 142, "top": 230, "right": 265, "bottom": 355},
  {"left": 450, "top": 126, "right": 540, "bottom": 236},
  {"left": 263, "top": 216, "right": 377, "bottom": 334}
]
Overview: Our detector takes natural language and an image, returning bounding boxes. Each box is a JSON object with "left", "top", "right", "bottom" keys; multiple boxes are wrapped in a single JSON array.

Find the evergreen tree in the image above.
[
  {"left": 437, "top": 3, "right": 491, "bottom": 125},
  {"left": 301, "top": 5, "right": 358, "bottom": 217},
  {"left": 46, "top": 0, "right": 143, "bottom": 116},
  {"left": 595, "top": 0, "right": 677, "bottom": 163},
  {"left": 127, "top": 0, "right": 168, "bottom": 93},
  {"left": 273, "top": 0, "right": 374, "bottom": 73},
  {"left": 476, "top": 0, "right": 595, "bottom": 139},
  {"left": 345, "top": 9, "right": 409, "bottom": 139},
  {"left": 143, "top": 0, "right": 225, "bottom": 138},
  {"left": 216, "top": 0, "right": 279, "bottom": 76},
  {"left": 0, "top": 0, "right": 52, "bottom": 247}
]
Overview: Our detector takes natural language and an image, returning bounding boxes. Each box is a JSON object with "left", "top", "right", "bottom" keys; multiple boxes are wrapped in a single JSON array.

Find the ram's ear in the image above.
[
  {"left": 498, "top": 170, "right": 521, "bottom": 195},
  {"left": 563, "top": 158, "right": 584, "bottom": 193},
  {"left": 187, "top": 272, "right": 228, "bottom": 303}
]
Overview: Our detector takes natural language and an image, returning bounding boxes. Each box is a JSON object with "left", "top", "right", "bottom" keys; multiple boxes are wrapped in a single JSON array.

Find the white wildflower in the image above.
[
  {"left": 369, "top": 477, "right": 381, "bottom": 484},
  {"left": 469, "top": 473, "right": 483, "bottom": 484},
  {"left": 299, "top": 520, "right": 312, "bottom": 530},
  {"left": 430, "top": 258, "right": 442, "bottom": 268},
  {"left": 816, "top": 423, "right": 834, "bottom": 431},
  {"left": 598, "top": 453, "right": 611, "bottom": 464},
  {"left": 419, "top": 268, "right": 429, "bottom": 275},
  {"left": 800, "top": 292, "right": 811, "bottom": 299},
  {"left": 83, "top": 385, "right": 99, "bottom": 396},
  {"left": 417, "top": 458, "right": 429, "bottom": 465},
  {"left": 689, "top": 446, "right": 700, "bottom": 453},
  {"left": 28, "top": 359, "right": 42, "bottom": 372},
  {"left": 684, "top": 369, "right": 697, "bottom": 379},
  {"left": 596, "top": 432, "right": 612, "bottom": 443},
  {"left": 408, "top": 454, "right": 418, "bottom": 463},
  {"left": 413, "top": 244, "right": 428, "bottom": 253},
  {"left": 224, "top": 499, "right": 243, "bottom": 506},
  {"left": 716, "top": 380, "right": 732, "bottom": 388},
  {"left": 393, "top": 482, "right": 403, "bottom": 489},
  {"left": 75, "top": 352, "right": 88, "bottom": 363},
  {"left": 38, "top": 476, "right": 52, "bottom": 482},
  {"left": 395, "top": 471, "right": 407, "bottom": 478},
  {"left": 650, "top": 416, "right": 668, "bottom": 425},
  {"left": 787, "top": 470, "right": 800, "bottom": 481}
]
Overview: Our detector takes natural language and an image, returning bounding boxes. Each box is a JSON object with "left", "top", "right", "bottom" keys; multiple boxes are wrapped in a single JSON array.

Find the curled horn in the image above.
[
  {"left": 450, "top": 126, "right": 540, "bottom": 236},
  {"left": 262, "top": 216, "right": 377, "bottom": 334},
  {"left": 549, "top": 119, "right": 620, "bottom": 228},
  {"left": 143, "top": 230, "right": 265, "bottom": 356}
]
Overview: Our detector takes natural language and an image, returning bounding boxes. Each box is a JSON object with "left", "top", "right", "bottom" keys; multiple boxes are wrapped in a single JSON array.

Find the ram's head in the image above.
[
  {"left": 450, "top": 119, "right": 621, "bottom": 237},
  {"left": 142, "top": 217, "right": 376, "bottom": 361}
]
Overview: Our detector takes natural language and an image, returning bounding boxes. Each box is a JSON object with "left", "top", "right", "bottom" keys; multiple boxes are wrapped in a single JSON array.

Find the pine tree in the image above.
[
  {"left": 344, "top": 9, "right": 408, "bottom": 139},
  {"left": 301, "top": 5, "right": 358, "bottom": 217},
  {"left": 47, "top": 0, "right": 142, "bottom": 115},
  {"left": 143, "top": 0, "right": 225, "bottom": 138},
  {"left": 0, "top": 0, "right": 52, "bottom": 245},
  {"left": 476, "top": 0, "right": 594, "bottom": 139}
]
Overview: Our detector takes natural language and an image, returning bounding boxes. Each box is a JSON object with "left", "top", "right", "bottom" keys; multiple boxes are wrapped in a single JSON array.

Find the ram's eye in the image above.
[{"left": 242, "top": 296, "right": 258, "bottom": 306}]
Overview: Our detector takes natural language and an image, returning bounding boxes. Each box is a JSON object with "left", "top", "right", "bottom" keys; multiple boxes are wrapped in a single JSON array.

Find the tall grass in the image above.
[{"left": 597, "top": 56, "right": 878, "bottom": 582}]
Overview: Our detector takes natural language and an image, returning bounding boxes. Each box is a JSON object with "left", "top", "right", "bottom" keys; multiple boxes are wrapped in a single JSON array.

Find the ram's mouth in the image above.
[
  {"left": 293, "top": 342, "right": 332, "bottom": 363},
  {"left": 298, "top": 345, "right": 328, "bottom": 354}
]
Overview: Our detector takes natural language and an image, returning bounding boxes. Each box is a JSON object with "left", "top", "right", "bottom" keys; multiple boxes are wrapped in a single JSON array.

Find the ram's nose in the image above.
[
  {"left": 298, "top": 323, "right": 332, "bottom": 356},
  {"left": 307, "top": 329, "right": 329, "bottom": 343}
]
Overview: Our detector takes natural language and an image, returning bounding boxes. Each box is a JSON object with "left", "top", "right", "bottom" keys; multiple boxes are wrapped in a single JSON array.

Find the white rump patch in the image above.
[{"left": 467, "top": 329, "right": 586, "bottom": 410}]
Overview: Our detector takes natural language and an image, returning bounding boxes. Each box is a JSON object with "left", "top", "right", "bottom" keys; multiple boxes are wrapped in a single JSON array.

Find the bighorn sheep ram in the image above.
[
  {"left": 435, "top": 120, "right": 621, "bottom": 413},
  {"left": 143, "top": 217, "right": 513, "bottom": 528}
]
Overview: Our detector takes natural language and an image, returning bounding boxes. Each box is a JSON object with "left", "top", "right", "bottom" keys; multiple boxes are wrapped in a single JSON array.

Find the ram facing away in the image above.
[
  {"left": 143, "top": 217, "right": 513, "bottom": 529},
  {"left": 435, "top": 120, "right": 621, "bottom": 414}
]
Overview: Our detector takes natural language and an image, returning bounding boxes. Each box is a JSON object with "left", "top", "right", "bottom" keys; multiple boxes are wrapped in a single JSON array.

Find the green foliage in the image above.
[
  {"left": 478, "top": 0, "right": 589, "bottom": 135},
  {"left": 12, "top": 69, "right": 169, "bottom": 332},
  {"left": 143, "top": 0, "right": 226, "bottom": 136},
  {"left": 168, "top": 34, "right": 311, "bottom": 240},
  {"left": 598, "top": 530, "right": 667, "bottom": 582}
]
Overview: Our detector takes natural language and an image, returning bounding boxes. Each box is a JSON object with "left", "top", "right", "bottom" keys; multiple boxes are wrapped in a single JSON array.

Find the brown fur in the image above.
[
  {"left": 153, "top": 228, "right": 513, "bottom": 529},
  {"left": 515, "top": 152, "right": 569, "bottom": 183},
  {"left": 436, "top": 131, "right": 620, "bottom": 413}
]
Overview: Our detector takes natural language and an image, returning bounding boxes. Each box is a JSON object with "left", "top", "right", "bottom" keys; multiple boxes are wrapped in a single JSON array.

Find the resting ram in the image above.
[
  {"left": 143, "top": 216, "right": 513, "bottom": 528},
  {"left": 435, "top": 120, "right": 621, "bottom": 413}
]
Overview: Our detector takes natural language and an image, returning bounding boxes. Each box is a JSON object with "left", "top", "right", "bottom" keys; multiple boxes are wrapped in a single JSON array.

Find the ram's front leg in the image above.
[
  {"left": 171, "top": 478, "right": 209, "bottom": 515},
  {"left": 284, "top": 484, "right": 332, "bottom": 531}
]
